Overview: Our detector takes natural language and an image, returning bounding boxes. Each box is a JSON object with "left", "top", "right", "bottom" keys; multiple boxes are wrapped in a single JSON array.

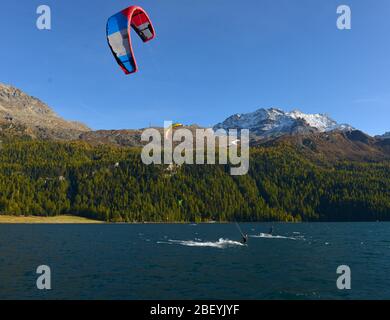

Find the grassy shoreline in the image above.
[
  {"left": 0, "top": 216, "right": 224, "bottom": 224},
  {"left": 0, "top": 215, "right": 104, "bottom": 224},
  {"left": 0, "top": 216, "right": 385, "bottom": 224}
]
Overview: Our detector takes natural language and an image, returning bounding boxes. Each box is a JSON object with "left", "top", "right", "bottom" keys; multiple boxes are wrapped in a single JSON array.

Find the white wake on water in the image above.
[
  {"left": 249, "top": 233, "right": 298, "bottom": 240},
  {"left": 157, "top": 238, "right": 245, "bottom": 249}
]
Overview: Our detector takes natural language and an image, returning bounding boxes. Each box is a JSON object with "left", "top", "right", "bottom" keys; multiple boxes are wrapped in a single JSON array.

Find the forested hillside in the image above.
[{"left": 0, "top": 138, "right": 389, "bottom": 222}]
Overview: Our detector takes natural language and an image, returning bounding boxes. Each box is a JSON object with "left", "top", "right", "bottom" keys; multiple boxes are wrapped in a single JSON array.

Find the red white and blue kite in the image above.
[{"left": 106, "top": 6, "right": 155, "bottom": 75}]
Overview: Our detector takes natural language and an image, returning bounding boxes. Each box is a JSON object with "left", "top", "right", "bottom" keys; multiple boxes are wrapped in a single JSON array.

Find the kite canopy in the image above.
[
  {"left": 106, "top": 6, "right": 155, "bottom": 75},
  {"left": 165, "top": 123, "right": 184, "bottom": 139}
]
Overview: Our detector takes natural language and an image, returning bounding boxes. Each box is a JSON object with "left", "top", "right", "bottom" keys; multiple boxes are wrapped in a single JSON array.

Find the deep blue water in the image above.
[{"left": 0, "top": 223, "right": 389, "bottom": 300}]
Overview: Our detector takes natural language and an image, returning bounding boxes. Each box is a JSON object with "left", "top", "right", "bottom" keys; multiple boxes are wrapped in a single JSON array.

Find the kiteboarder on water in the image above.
[{"left": 235, "top": 222, "right": 248, "bottom": 244}]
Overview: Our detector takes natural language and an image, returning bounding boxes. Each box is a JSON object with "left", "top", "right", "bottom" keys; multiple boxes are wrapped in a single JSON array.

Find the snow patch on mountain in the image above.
[{"left": 376, "top": 132, "right": 390, "bottom": 139}]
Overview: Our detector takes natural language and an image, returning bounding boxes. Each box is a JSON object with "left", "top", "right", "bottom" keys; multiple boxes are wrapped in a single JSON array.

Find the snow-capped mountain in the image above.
[
  {"left": 213, "top": 107, "right": 354, "bottom": 138},
  {"left": 376, "top": 132, "right": 390, "bottom": 140}
]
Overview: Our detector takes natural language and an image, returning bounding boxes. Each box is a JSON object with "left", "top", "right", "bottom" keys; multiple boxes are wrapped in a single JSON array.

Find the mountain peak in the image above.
[
  {"left": 213, "top": 107, "right": 354, "bottom": 138},
  {"left": 376, "top": 132, "right": 390, "bottom": 140},
  {"left": 0, "top": 83, "right": 55, "bottom": 117},
  {"left": 0, "top": 83, "right": 90, "bottom": 140}
]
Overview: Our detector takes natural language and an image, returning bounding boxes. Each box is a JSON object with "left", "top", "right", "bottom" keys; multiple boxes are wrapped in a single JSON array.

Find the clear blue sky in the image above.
[{"left": 1, "top": 0, "right": 389, "bottom": 135}]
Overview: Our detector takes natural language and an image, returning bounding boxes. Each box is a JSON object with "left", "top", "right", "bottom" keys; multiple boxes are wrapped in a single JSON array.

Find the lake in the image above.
[{"left": 0, "top": 223, "right": 389, "bottom": 300}]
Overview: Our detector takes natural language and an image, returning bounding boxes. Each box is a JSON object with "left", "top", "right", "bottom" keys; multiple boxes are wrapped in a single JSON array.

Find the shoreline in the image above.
[
  {"left": 0, "top": 215, "right": 386, "bottom": 224},
  {"left": 0, "top": 215, "right": 103, "bottom": 224}
]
